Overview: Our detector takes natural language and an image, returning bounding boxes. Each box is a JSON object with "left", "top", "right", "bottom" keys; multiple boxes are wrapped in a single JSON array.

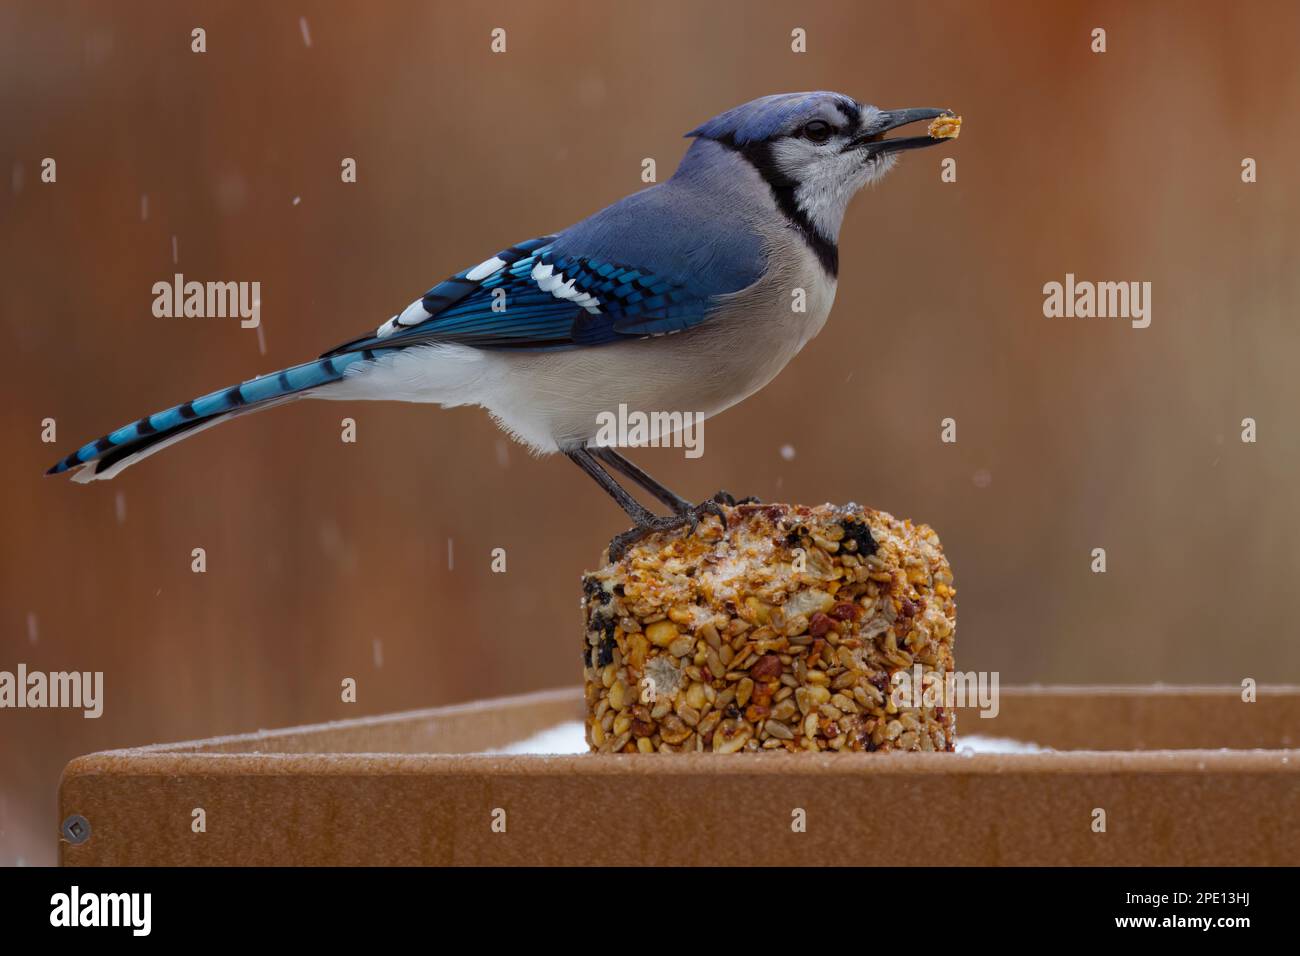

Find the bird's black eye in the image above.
[{"left": 801, "top": 120, "right": 834, "bottom": 143}]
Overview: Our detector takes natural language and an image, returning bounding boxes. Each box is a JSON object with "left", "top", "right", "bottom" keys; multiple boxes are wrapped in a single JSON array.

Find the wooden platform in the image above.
[{"left": 58, "top": 686, "right": 1300, "bottom": 865}]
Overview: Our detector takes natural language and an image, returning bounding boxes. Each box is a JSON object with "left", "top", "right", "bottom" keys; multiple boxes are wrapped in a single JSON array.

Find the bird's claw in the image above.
[
  {"left": 685, "top": 498, "right": 726, "bottom": 528},
  {"left": 606, "top": 498, "right": 729, "bottom": 562},
  {"left": 607, "top": 514, "right": 686, "bottom": 563},
  {"left": 709, "top": 489, "right": 761, "bottom": 506}
]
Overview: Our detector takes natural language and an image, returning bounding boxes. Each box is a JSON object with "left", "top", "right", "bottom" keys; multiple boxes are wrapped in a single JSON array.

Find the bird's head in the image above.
[{"left": 686, "top": 91, "right": 958, "bottom": 259}]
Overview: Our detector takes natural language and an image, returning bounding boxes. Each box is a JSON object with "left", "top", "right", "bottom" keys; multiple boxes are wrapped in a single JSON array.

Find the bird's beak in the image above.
[{"left": 849, "top": 107, "right": 957, "bottom": 157}]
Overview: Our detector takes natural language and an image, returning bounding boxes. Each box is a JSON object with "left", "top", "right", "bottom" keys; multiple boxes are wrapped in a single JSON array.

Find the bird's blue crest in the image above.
[{"left": 686, "top": 91, "right": 861, "bottom": 145}]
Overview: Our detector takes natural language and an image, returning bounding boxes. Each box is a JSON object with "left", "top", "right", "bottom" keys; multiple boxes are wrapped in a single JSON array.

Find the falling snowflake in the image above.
[
  {"left": 318, "top": 520, "right": 357, "bottom": 572},
  {"left": 780, "top": 444, "right": 796, "bottom": 461}
]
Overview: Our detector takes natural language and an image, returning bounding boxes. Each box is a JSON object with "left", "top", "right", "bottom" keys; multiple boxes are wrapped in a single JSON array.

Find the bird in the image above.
[{"left": 47, "top": 91, "right": 959, "bottom": 558}]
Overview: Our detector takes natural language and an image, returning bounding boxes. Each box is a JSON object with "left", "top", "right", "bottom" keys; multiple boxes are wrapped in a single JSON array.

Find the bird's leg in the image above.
[
  {"left": 585, "top": 449, "right": 760, "bottom": 509},
  {"left": 568, "top": 448, "right": 721, "bottom": 561},
  {"left": 590, "top": 446, "right": 690, "bottom": 512},
  {"left": 591, "top": 447, "right": 726, "bottom": 527},
  {"left": 566, "top": 448, "right": 684, "bottom": 560},
  {"left": 566, "top": 447, "right": 659, "bottom": 525}
]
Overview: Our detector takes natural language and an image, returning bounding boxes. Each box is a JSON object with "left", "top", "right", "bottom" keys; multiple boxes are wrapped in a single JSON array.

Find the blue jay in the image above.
[{"left": 48, "top": 91, "right": 958, "bottom": 557}]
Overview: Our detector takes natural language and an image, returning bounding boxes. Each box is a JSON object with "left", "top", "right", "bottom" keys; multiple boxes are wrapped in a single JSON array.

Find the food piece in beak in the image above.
[{"left": 927, "top": 113, "right": 962, "bottom": 140}]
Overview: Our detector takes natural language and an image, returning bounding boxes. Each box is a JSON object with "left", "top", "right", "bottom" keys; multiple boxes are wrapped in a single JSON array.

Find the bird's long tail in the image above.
[{"left": 46, "top": 351, "right": 372, "bottom": 482}]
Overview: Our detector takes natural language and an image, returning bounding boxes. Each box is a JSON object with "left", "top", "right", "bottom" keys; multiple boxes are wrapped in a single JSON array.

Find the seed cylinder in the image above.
[{"left": 581, "top": 502, "right": 957, "bottom": 754}]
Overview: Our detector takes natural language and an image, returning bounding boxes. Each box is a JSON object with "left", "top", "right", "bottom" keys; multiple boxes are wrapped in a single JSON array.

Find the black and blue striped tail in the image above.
[{"left": 46, "top": 352, "right": 370, "bottom": 481}]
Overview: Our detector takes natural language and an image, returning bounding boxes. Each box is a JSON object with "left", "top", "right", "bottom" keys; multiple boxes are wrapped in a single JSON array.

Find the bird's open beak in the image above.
[{"left": 850, "top": 107, "right": 957, "bottom": 157}]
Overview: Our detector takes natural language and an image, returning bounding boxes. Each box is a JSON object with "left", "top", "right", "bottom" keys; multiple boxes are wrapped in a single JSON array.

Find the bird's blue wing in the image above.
[{"left": 325, "top": 234, "right": 738, "bottom": 357}]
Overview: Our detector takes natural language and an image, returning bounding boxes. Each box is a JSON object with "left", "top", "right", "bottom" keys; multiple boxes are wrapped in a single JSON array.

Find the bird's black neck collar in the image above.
[{"left": 713, "top": 134, "right": 839, "bottom": 278}]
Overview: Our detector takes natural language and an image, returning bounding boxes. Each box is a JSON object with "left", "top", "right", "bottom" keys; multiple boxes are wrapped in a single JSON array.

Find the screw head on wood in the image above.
[{"left": 61, "top": 814, "right": 91, "bottom": 845}]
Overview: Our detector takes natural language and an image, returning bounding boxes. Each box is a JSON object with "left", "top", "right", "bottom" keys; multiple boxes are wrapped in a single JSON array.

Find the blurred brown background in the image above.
[{"left": 3, "top": 0, "right": 1298, "bottom": 865}]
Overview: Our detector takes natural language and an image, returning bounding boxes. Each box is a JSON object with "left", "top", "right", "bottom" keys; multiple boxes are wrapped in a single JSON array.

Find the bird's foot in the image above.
[
  {"left": 607, "top": 514, "right": 688, "bottom": 563},
  {"left": 708, "top": 489, "right": 762, "bottom": 506},
  {"left": 680, "top": 496, "right": 727, "bottom": 527},
  {"left": 607, "top": 499, "right": 729, "bottom": 563}
]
